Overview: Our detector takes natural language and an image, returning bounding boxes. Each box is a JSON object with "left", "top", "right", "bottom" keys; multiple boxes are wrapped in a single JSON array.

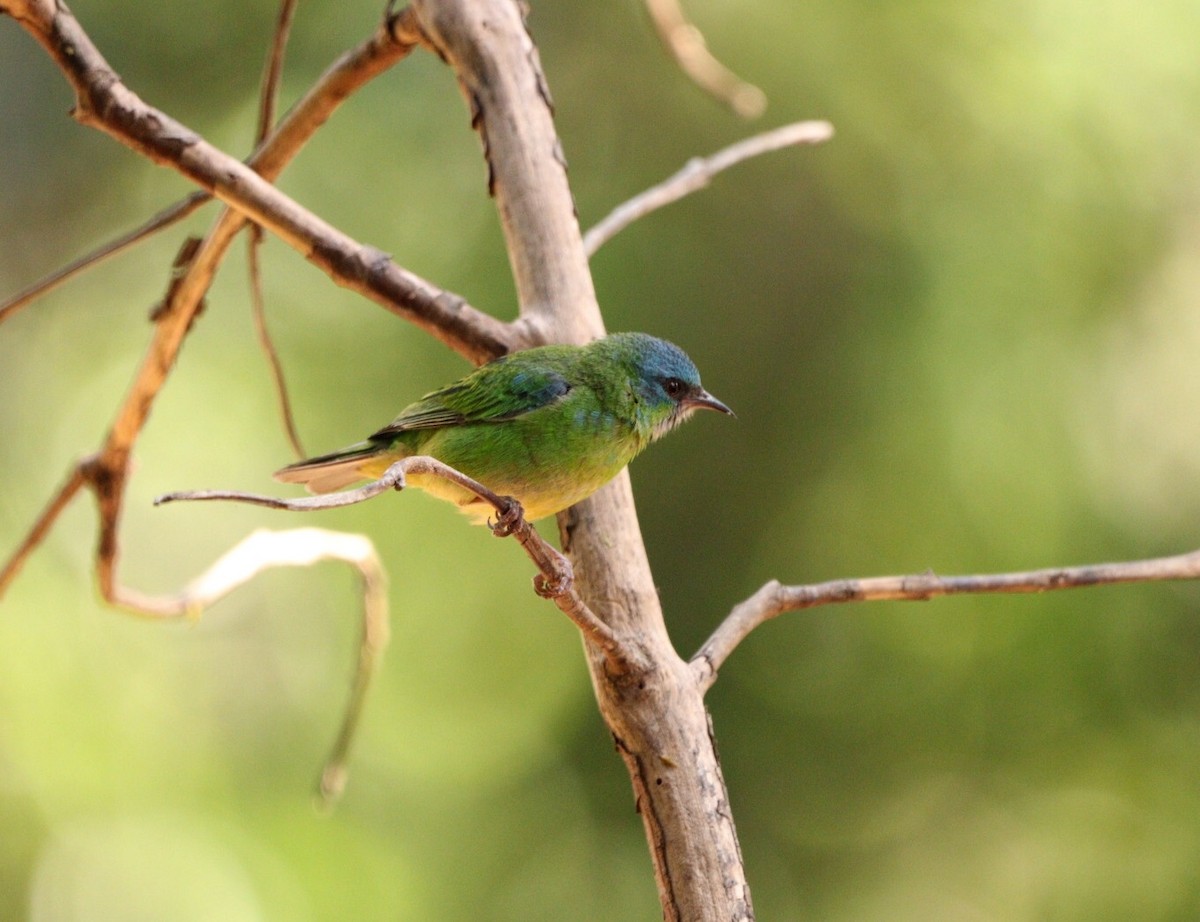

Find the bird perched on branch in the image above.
[{"left": 275, "top": 332, "right": 732, "bottom": 522}]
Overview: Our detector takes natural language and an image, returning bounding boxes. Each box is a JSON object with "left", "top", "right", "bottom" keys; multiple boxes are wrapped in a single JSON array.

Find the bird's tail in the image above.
[{"left": 273, "top": 442, "right": 381, "bottom": 494}]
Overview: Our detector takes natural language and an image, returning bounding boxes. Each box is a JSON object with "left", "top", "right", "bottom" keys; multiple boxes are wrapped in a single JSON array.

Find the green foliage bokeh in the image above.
[{"left": 4, "top": 0, "right": 1200, "bottom": 918}]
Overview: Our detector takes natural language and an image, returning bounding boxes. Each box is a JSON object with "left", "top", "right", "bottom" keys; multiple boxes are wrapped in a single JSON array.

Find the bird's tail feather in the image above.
[{"left": 274, "top": 443, "right": 379, "bottom": 494}]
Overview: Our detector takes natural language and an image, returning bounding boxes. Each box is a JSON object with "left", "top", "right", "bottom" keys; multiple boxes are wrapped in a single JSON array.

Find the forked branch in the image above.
[
  {"left": 2, "top": 0, "right": 512, "bottom": 360},
  {"left": 156, "top": 457, "right": 632, "bottom": 670},
  {"left": 692, "top": 549, "right": 1200, "bottom": 692},
  {"left": 0, "top": 0, "right": 513, "bottom": 627}
]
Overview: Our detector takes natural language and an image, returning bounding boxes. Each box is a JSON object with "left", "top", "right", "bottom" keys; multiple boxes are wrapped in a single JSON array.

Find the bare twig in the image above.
[
  {"left": 256, "top": 0, "right": 299, "bottom": 143},
  {"left": 0, "top": 194, "right": 209, "bottom": 325},
  {"left": 157, "top": 458, "right": 632, "bottom": 668},
  {"left": 0, "top": 466, "right": 87, "bottom": 596},
  {"left": 247, "top": 0, "right": 307, "bottom": 458},
  {"left": 248, "top": 231, "right": 306, "bottom": 457},
  {"left": 691, "top": 549, "right": 1200, "bottom": 692},
  {"left": 584, "top": 120, "right": 833, "bottom": 256},
  {"left": 643, "top": 0, "right": 766, "bottom": 118}
]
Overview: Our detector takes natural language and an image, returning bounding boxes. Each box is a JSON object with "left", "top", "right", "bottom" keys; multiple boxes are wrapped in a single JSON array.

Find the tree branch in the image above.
[
  {"left": 692, "top": 550, "right": 1200, "bottom": 692},
  {"left": 643, "top": 0, "right": 766, "bottom": 118},
  {"left": 2, "top": 0, "right": 514, "bottom": 360},
  {"left": 412, "top": 2, "right": 752, "bottom": 917},
  {"left": 0, "top": 2, "right": 521, "bottom": 621},
  {"left": 584, "top": 120, "right": 834, "bottom": 256}
]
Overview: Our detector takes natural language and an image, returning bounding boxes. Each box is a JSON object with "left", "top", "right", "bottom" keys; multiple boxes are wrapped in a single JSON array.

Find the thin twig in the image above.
[
  {"left": 691, "top": 549, "right": 1200, "bottom": 692},
  {"left": 0, "top": 194, "right": 210, "bottom": 325},
  {"left": 256, "top": 0, "right": 299, "bottom": 143},
  {"left": 157, "top": 458, "right": 632, "bottom": 668},
  {"left": 248, "top": 230, "right": 306, "bottom": 457},
  {"left": 643, "top": 0, "right": 766, "bottom": 118},
  {"left": 247, "top": 0, "right": 307, "bottom": 458},
  {"left": 583, "top": 121, "right": 833, "bottom": 256},
  {"left": 0, "top": 465, "right": 87, "bottom": 596}
]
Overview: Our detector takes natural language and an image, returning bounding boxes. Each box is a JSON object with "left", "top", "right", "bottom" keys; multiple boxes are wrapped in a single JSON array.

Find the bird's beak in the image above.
[{"left": 683, "top": 389, "right": 735, "bottom": 417}]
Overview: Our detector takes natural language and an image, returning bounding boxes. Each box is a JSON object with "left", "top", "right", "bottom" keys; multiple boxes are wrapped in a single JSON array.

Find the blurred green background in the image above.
[{"left": 4, "top": 0, "right": 1200, "bottom": 918}]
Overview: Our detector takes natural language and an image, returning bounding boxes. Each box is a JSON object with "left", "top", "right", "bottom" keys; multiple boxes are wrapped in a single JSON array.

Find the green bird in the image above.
[{"left": 274, "top": 332, "right": 732, "bottom": 522}]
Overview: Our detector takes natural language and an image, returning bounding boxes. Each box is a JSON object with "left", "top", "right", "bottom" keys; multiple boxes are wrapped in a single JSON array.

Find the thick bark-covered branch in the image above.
[
  {"left": 3, "top": 0, "right": 512, "bottom": 360},
  {"left": 410, "top": 1, "right": 753, "bottom": 918}
]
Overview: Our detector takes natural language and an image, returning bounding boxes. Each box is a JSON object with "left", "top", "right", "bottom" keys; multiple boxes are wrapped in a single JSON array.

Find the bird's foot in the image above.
[{"left": 489, "top": 496, "right": 525, "bottom": 537}]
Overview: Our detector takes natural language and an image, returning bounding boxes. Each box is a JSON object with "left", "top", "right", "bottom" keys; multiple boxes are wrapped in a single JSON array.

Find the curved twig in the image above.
[
  {"left": 692, "top": 549, "right": 1200, "bottom": 692},
  {"left": 644, "top": 0, "right": 766, "bottom": 118},
  {"left": 584, "top": 120, "right": 833, "bottom": 256},
  {"left": 178, "top": 527, "right": 389, "bottom": 806}
]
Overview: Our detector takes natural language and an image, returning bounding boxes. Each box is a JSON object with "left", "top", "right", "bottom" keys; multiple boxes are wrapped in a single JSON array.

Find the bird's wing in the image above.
[{"left": 369, "top": 360, "right": 572, "bottom": 438}]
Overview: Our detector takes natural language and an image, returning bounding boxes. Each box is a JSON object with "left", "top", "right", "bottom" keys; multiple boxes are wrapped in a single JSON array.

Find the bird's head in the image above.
[{"left": 611, "top": 333, "right": 734, "bottom": 441}]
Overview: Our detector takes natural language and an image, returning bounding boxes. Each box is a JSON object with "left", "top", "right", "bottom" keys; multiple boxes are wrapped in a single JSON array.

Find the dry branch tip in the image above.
[
  {"left": 584, "top": 120, "right": 833, "bottom": 256},
  {"left": 693, "top": 549, "right": 1200, "bottom": 693}
]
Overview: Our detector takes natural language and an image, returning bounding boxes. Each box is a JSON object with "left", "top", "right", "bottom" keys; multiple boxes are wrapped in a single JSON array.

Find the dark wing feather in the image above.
[{"left": 369, "top": 358, "right": 572, "bottom": 440}]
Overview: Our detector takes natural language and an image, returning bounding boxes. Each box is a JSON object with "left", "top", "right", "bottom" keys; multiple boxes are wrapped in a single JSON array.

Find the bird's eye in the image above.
[{"left": 663, "top": 377, "right": 685, "bottom": 399}]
